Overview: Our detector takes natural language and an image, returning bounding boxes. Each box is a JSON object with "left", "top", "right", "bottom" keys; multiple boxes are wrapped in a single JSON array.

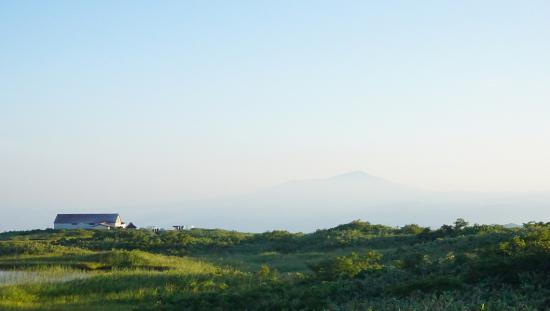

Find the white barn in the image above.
[{"left": 54, "top": 213, "right": 125, "bottom": 230}]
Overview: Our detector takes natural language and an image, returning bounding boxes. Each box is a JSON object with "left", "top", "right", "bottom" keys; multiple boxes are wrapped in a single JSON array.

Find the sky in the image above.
[{"left": 1, "top": 0, "right": 550, "bottom": 220}]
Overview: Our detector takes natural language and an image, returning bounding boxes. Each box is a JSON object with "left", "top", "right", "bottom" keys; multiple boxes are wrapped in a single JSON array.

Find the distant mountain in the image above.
[
  {"left": 97, "top": 171, "right": 550, "bottom": 232},
  {"left": 254, "top": 171, "right": 421, "bottom": 203},
  {"left": 113, "top": 171, "right": 424, "bottom": 231}
]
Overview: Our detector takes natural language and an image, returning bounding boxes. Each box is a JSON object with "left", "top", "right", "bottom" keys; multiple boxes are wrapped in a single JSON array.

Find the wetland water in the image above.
[{"left": 0, "top": 270, "right": 89, "bottom": 285}]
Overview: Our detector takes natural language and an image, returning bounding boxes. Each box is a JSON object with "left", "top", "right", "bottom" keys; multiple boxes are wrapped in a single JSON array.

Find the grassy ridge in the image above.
[{"left": 1, "top": 219, "right": 550, "bottom": 310}]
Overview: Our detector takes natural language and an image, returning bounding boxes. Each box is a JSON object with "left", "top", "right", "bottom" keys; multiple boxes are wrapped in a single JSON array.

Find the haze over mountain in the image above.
[
  {"left": 115, "top": 171, "right": 550, "bottom": 232},
  {"left": 1, "top": 171, "right": 549, "bottom": 232}
]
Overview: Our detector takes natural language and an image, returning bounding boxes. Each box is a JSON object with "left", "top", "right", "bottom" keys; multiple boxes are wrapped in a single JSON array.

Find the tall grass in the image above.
[{"left": 1, "top": 221, "right": 549, "bottom": 310}]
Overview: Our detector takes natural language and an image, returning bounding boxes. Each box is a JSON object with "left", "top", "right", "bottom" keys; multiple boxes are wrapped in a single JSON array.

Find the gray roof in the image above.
[{"left": 54, "top": 213, "right": 119, "bottom": 224}]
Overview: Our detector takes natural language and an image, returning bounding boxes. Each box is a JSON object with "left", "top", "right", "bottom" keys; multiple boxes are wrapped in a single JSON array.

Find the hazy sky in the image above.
[{"left": 2, "top": 1, "right": 550, "bottom": 213}]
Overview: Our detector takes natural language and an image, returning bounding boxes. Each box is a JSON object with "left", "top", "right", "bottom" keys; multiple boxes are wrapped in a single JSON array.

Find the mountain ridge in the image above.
[{"left": 105, "top": 171, "right": 550, "bottom": 232}]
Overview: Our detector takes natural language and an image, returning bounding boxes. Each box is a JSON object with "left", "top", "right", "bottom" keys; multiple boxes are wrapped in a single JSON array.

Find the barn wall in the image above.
[{"left": 54, "top": 223, "right": 112, "bottom": 229}]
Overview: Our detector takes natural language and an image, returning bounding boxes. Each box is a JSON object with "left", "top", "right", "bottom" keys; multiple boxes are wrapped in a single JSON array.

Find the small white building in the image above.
[{"left": 54, "top": 213, "right": 125, "bottom": 230}]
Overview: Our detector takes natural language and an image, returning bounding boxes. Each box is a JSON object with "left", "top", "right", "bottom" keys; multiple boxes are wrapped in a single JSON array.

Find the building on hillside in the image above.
[
  {"left": 53, "top": 213, "right": 126, "bottom": 230},
  {"left": 145, "top": 226, "right": 161, "bottom": 233}
]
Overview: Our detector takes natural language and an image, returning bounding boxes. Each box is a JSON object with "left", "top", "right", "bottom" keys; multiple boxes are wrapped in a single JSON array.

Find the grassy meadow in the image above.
[{"left": 1, "top": 219, "right": 550, "bottom": 310}]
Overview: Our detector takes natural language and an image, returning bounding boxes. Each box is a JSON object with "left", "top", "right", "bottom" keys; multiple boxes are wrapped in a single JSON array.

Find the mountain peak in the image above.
[{"left": 329, "top": 171, "right": 379, "bottom": 180}]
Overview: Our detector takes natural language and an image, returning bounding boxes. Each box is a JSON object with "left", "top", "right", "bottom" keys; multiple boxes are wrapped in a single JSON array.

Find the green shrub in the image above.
[{"left": 309, "top": 251, "right": 383, "bottom": 280}]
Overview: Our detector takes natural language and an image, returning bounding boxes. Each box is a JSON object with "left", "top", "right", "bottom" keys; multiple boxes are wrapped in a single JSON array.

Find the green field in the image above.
[{"left": 1, "top": 219, "right": 550, "bottom": 310}]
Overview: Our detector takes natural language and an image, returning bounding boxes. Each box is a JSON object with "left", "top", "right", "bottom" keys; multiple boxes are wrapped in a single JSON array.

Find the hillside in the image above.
[{"left": 1, "top": 219, "right": 550, "bottom": 310}]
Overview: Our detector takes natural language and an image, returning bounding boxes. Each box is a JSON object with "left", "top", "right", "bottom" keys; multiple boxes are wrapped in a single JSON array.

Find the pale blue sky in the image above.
[{"left": 1, "top": 1, "right": 550, "bottom": 215}]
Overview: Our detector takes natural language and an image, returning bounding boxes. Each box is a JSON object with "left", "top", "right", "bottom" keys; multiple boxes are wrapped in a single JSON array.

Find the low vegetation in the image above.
[{"left": 1, "top": 219, "right": 550, "bottom": 310}]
